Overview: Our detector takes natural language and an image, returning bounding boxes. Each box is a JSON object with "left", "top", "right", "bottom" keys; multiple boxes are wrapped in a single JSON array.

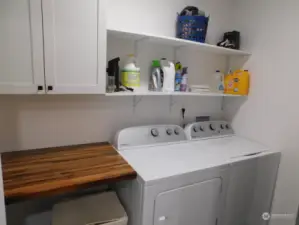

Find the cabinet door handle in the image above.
[
  {"left": 47, "top": 86, "right": 53, "bottom": 91},
  {"left": 37, "top": 85, "right": 44, "bottom": 91}
]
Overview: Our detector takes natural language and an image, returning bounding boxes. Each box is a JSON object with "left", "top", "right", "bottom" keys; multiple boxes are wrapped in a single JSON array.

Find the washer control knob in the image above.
[
  {"left": 209, "top": 124, "right": 216, "bottom": 131},
  {"left": 226, "top": 124, "right": 230, "bottom": 130},
  {"left": 174, "top": 128, "right": 180, "bottom": 135},
  {"left": 220, "top": 124, "right": 225, "bottom": 129},
  {"left": 151, "top": 128, "right": 159, "bottom": 137},
  {"left": 200, "top": 126, "right": 205, "bottom": 131},
  {"left": 193, "top": 126, "right": 199, "bottom": 132},
  {"left": 166, "top": 128, "right": 173, "bottom": 135}
]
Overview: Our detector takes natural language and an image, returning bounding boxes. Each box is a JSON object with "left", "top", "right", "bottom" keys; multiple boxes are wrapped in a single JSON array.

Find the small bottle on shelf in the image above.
[
  {"left": 180, "top": 67, "right": 188, "bottom": 92},
  {"left": 212, "top": 70, "right": 224, "bottom": 93}
]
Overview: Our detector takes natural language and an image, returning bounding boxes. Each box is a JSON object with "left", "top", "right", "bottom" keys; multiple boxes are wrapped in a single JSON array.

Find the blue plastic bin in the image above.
[{"left": 176, "top": 15, "right": 209, "bottom": 43}]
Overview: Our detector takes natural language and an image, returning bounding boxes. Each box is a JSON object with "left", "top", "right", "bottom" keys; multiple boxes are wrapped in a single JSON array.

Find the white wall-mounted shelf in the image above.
[
  {"left": 105, "top": 92, "right": 245, "bottom": 97},
  {"left": 108, "top": 29, "right": 251, "bottom": 57}
]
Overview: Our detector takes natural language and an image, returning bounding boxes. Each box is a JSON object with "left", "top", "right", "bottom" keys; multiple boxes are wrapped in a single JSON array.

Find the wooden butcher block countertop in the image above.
[{"left": 2, "top": 142, "right": 136, "bottom": 200}]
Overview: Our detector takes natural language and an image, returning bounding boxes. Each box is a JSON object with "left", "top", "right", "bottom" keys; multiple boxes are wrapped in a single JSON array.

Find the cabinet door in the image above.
[
  {"left": 0, "top": 0, "right": 45, "bottom": 94},
  {"left": 0, "top": 156, "right": 6, "bottom": 225},
  {"left": 42, "top": 0, "right": 107, "bottom": 94},
  {"left": 154, "top": 179, "right": 222, "bottom": 225}
]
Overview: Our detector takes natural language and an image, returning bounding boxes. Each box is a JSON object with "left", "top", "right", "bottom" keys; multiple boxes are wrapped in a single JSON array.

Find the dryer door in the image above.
[{"left": 154, "top": 178, "right": 222, "bottom": 225}]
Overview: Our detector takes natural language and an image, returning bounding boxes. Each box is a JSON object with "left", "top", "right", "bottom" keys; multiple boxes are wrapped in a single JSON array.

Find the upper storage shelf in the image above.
[{"left": 108, "top": 29, "right": 251, "bottom": 57}]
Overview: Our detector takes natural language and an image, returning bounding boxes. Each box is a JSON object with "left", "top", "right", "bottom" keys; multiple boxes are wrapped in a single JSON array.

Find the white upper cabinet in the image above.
[
  {"left": 0, "top": 0, "right": 45, "bottom": 94},
  {"left": 42, "top": 0, "right": 106, "bottom": 94}
]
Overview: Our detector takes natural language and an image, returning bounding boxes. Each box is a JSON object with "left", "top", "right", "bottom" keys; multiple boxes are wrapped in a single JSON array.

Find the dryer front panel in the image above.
[{"left": 154, "top": 178, "right": 222, "bottom": 225}]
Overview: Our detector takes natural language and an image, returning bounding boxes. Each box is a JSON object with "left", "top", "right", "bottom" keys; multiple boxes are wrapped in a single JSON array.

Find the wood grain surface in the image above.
[{"left": 2, "top": 143, "right": 136, "bottom": 200}]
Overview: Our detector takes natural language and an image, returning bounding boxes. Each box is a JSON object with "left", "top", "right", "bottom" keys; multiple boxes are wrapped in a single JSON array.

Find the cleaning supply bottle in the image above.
[
  {"left": 149, "top": 60, "right": 162, "bottom": 91},
  {"left": 161, "top": 59, "right": 175, "bottom": 92},
  {"left": 234, "top": 70, "right": 250, "bottom": 95},
  {"left": 237, "top": 70, "right": 250, "bottom": 95},
  {"left": 180, "top": 67, "right": 188, "bottom": 92},
  {"left": 175, "top": 62, "right": 183, "bottom": 92},
  {"left": 224, "top": 69, "right": 233, "bottom": 94},
  {"left": 212, "top": 70, "right": 224, "bottom": 93},
  {"left": 224, "top": 70, "right": 250, "bottom": 95},
  {"left": 121, "top": 55, "right": 140, "bottom": 88}
]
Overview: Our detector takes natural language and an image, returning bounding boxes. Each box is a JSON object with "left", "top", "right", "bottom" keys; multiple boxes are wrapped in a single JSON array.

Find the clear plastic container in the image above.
[
  {"left": 107, "top": 76, "right": 115, "bottom": 93},
  {"left": 211, "top": 70, "right": 224, "bottom": 93}
]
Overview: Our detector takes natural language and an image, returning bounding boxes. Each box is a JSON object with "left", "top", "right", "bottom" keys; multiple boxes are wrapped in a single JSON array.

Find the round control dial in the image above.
[
  {"left": 226, "top": 124, "right": 230, "bottom": 130},
  {"left": 174, "top": 128, "right": 180, "bottom": 135},
  {"left": 166, "top": 128, "right": 173, "bottom": 135},
  {"left": 200, "top": 126, "right": 205, "bottom": 131},
  {"left": 220, "top": 124, "right": 225, "bottom": 129},
  {"left": 209, "top": 124, "right": 216, "bottom": 131},
  {"left": 193, "top": 126, "right": 199, "bottom": 132},
  {"left": 151, "top": 128, "right": 159, "bottom": 137}
]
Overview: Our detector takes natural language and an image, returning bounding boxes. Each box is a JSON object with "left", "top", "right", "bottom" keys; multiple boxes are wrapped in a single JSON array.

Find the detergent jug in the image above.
[{"left": 224, "top": 70, "right": 249, "bottom": 95}]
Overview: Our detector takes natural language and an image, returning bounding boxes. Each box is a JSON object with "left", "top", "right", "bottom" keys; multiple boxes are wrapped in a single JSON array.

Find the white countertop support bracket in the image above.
[
  {"left": 133, "top": 95, "right": 143, "bottom": 112},
  {"left": 169, "top": 95, "right": 178, "bottom": 113}
]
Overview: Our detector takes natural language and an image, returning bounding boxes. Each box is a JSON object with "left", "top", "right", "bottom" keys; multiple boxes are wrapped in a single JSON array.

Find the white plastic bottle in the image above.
[
  {"left": 161, "top": 59, "right": 175, "bottom": 92},
  {"left": 121, "top": 54, "right": 140, "bottom": 88},
  {"left": 212, "top": 70, "right": 224, "bottom": 93}
]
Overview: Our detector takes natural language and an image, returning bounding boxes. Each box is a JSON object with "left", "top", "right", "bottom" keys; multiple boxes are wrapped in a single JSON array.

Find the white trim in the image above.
[
  {"left": 105, "top": 92, "right": 244, "bottom": 97},
  {"left": 97, "top": 0, "right": 107, "bottom": 94}
]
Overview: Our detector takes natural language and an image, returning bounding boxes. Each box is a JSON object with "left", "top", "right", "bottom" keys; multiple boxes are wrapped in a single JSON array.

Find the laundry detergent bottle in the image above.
[
  {"left": 235, "top": 70, "right": 250, "bottom": 95},
  {"left": 160, "top": 59, "right": 175, "bottom": 92},
  {"left": 121, "top": 54, "right": 140, "bottom": 88},
  {"left": 224, "top": 70, "right": 249, "bottom": 95}
]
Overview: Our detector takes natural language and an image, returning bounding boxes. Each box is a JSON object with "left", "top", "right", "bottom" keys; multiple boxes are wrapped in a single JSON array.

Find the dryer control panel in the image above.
[
  {"left": 185, "top": 121, "right": 234, "bottom": 140},
  {"left": 114, "top": 125, "right": 187, "bottom": 150}
]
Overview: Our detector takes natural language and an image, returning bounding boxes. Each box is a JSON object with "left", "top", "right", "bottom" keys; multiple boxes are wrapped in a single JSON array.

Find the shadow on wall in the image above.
[
  {"left": 223, "top": 96, "right": 248, "bottom": 122},
  {"left": 296, "top": 206, "right": 299, "bottom": 225},
  {"left": 0, "top": 97, "right": 19, "bottom": 151}
]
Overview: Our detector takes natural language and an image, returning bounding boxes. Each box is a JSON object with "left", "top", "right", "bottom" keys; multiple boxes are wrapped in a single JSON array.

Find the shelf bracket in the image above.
[
  {"left": 221, "top": 96, "right": 225, "bottom": 111},
  {"left": 133, "top": 96, "right": 143, "bottom": 112}
]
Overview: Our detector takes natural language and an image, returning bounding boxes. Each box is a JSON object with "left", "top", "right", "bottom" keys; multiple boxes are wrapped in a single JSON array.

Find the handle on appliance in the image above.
[
  {"left": 243, "top": 152, "right": 263, "bottom": 157},
  {"left": 232, "top": 151, "right": 264, "bottom": 159},
  {"left": 158, "top": 216, "right": 167, "bottom": 222}
]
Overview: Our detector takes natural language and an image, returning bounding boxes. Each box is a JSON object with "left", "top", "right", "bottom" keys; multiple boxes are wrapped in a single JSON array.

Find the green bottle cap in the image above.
[{"left": 152, "top": 60, "right": 161, "bottom": 68}]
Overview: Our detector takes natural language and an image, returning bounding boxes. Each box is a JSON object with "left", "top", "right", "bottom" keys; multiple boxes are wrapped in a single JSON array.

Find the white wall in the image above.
[
  {"left": 225, "top": 0, "right": 299, "bottom": 225},
  {"left": 0, "top": 95, "right": 222, "bottom": 152}
]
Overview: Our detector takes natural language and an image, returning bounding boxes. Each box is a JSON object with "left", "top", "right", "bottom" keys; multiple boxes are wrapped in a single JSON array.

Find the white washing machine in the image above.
[
  {"left": 114, "top": 124, "right": 280, "bottom": 225},
  {"left": 185, "top": 121, "right": 281, "bottom": 225}
]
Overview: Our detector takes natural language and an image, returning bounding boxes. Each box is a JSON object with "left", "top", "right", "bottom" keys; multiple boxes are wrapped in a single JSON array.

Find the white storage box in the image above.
[{"left": 52, "top": 192, "right": 128, "bottom": 225}]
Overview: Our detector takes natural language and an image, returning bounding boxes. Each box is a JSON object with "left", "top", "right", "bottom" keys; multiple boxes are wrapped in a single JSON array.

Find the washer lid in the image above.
[
  {"left": 119, "top": 142, "right": 227, "bottom": 183},
  {"left": 119, "top": 136, "right": 273, "bottom": 184},
  {"left": 188, "top": 135, "right": 270, "bottom": 158}
]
